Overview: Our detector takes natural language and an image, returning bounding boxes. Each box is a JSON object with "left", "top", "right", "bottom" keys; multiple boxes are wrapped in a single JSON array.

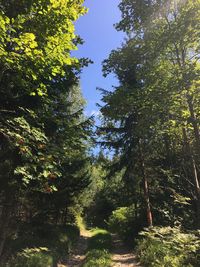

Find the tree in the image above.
[
  {"left": 0, "top": 0, "right": 91, "bottom": 258},
  {"left": 98, "top": 0, "right": 200, "bottom": 229}
]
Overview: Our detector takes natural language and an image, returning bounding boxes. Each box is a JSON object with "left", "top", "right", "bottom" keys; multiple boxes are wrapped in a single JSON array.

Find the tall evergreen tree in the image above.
[{"left": 98, "top": 0, "right": 200, "bottom": 228}]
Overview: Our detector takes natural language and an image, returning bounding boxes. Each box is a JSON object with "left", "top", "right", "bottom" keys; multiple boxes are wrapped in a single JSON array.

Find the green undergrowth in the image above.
[
  {"left": 108, "top": 206, "right": 144, "bottom": 245},
  {"left": 3, "top": 223, "right": 80, "bottom": 267},
  {"left": 76, "top": 213, "right": 87, "bottom": 231},
  {"left": 83, "top": 249, "right": 111, "bottom": 267},
  {"left": 88, "top": 228, "right": 112, "bottom": 250},
  {"left": 136, "top": 226, "right": 200, "bottom": 267},
  {"left": 4, "top": 247, "right": 53, "bottom": 267},
  {"left": 83, "top": 228, "right": 112, "bottom": 267}
]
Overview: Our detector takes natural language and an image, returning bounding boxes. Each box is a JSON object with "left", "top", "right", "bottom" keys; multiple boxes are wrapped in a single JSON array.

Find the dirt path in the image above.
[
  {"left": 58, "top": 229, "right": 91, "bottom": 267},
  {"left": 58, "top": 231, "right": 141, "bottom": 267},
  {"left": 111, "top": 235, "right": 141, "bottom": 267}
]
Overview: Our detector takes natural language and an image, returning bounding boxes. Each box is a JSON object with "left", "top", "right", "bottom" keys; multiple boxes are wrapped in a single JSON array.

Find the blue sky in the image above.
[{"left": 73, "top": 0, "right": 124, "bottom": 116}]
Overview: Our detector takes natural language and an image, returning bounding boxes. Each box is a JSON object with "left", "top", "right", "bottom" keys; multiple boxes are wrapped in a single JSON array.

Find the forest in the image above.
[{"left": 0, "top": 0, "right": 200, "bottom": 266}]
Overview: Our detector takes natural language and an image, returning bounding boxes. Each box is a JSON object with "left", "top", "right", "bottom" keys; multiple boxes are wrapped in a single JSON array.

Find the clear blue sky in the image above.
[{"left": 73, "top": 0, "right": 124, "bottom": 116}]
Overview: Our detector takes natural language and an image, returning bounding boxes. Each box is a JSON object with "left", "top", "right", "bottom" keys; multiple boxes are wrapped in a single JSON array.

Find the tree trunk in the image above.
[
  {"left": 139, "top": 140, "right": 153, "bottom": 227},
  {"left": 186, "top": 95, "right": 200, "bottom": 152},
  {"left": 182, "top": 127, "right": 200, "bottom": 228},
  {"left": 0, "top": 202, "right": 13, "bottom": 258}
]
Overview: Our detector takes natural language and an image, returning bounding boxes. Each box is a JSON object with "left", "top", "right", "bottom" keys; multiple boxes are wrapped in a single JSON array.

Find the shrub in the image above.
[
  {"left": 62, "top": 224, "right": 80, "bottom": 252},
  {"left": 8, "top": 247, "right": 53, "bottom": 267},
  {"left": 4, "top": 223, "right": 80, "bottom": 265},
  {"left": 83, "top": 228, "right": 112, "bottom": 267},
  {"left": 108, "top": 206, "right": 144, "bottom": 244},
  {"left": 136, "top": 227, "right": 200, "bottom": 267},
  {"left": 88, "top": 228, "right": 112, "bottom": 250},
  {"left": 83, "top": 249, "right": 111, "bottom": 267},
  {"left": 108, "top": 207, "right": 130, "bottom": 231}
]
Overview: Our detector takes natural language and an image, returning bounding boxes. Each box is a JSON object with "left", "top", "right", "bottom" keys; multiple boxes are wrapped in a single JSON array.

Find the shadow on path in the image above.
[
  {"left": 58, "top": 230, "right": 91, "bottom": 267},
  {"left": 111, "top": 234, "right": 141, "bottom": 267}
]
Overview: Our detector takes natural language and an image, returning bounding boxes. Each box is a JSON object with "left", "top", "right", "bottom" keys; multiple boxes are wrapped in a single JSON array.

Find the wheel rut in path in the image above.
[
  {"left": 58, "top": 229, "right": 90, "bottom": 267},
  {"left": 111, "top": 234, "right": 141, "bottom": 267}
]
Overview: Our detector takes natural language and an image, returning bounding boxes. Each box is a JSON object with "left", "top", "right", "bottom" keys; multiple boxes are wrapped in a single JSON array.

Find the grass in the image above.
[
  {"left": 76, "top": 214, "right": 86, "bottom": 231},
  {"left": 83, "top": 228, "right": 112, "bottom": 267},
  {"left": 88, "top": 228, "right": 112, "bottom": 250},
  {"left": 83, "top": 249, "right": 111, "bottom": 267}
]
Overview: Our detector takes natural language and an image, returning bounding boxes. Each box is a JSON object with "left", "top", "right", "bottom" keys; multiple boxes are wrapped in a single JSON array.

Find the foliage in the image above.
[
  {"left": 98, "top": 0, "right": 200, "bottom": 230},
  {"left": 0, "top": 0, "right": 87, "bottom": 96},
  {"left": 85, "top": 160, "right": 129, "bottom": 228},
  {"left": 88, "top": 228, "right": 112, "bottom": 251},
  {"left": 83, "top": 228, "right": 112, "bottom": 267},
  {"left": 8, "top": 247, "right": 53, "bottom": 267},
  {"left": 136, "top": 227, "right": 200, "bottom": 267},
  {"left": 78, "top": 161, "right": 106, "bottom": 222},
  {"left": 8, "top": 224, "right": 79, "bottom": 258},
  {"left": 0, "top": 0, "right": 92, "bottom": 260},
  {"left": 108, "top": 205, "right": 144, "bottom": 244},
  {"left": 1, "top": 0, "right": 200, "bottom": 264},
  {"left": 83, "top": 249, "right": 111, "bottom": 267}
]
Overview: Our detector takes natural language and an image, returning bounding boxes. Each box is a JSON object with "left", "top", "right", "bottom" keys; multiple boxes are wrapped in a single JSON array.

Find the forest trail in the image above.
[
  {"left": 111, "top": 235, "right": 141, "bottom": 267},
  {"left": 58, "top": 230, "right": 141, "bottom": 267},
  {"left": 58, "top": 229, "right": 91, "bottom": 267}
]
